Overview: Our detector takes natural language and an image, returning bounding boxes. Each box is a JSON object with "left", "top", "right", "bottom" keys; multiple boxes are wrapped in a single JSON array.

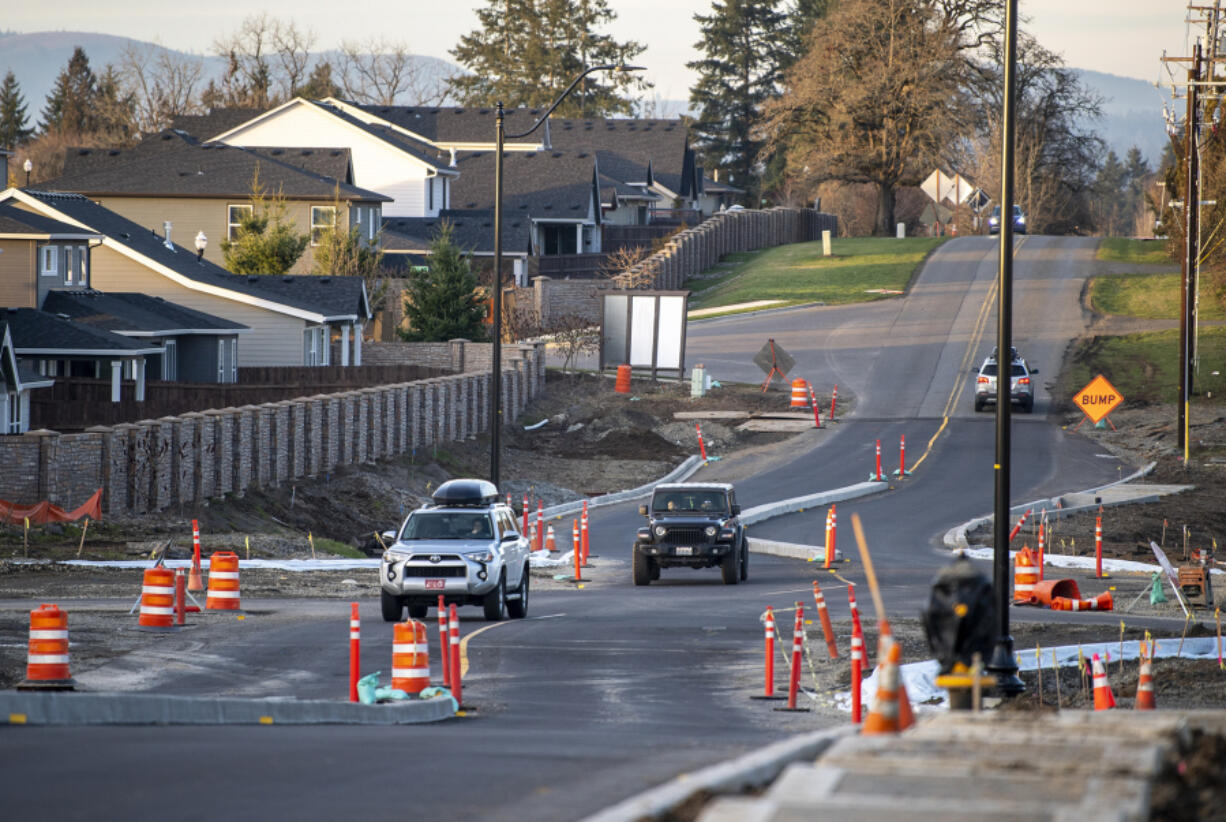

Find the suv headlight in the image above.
[
  {"left": 654, "top": 525, "right": 667, "bottom": 537},
  {"left": 466, "top": 550, "right": 495, "bottom": 563}
]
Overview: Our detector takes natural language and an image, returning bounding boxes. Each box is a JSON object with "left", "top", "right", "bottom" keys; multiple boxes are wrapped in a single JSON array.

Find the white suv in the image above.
[
  {"left": 974, "top": 348, "right": 1037, "bottom": 413},
  {"left": 380, "top": 479, "right": 530, "bottom": 621}
]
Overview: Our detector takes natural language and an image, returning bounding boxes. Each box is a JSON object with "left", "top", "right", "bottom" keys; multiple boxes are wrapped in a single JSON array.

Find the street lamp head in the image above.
[
  {"left": 23, "top": 158, "right": 32, "bottom": 173},
  {"left": 614, "top": 64, "right": 646, "bottom": 73},
  {"left": 194, "top": 230, "right": 208, "bottom": 261}
]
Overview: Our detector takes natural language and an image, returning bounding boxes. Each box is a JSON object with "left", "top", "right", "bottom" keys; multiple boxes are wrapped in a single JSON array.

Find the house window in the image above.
[
  {"left": 230, "top": 339, "right": 237, "bottom": 382},
  {"left": 311, "top": 206, "right": 336, "bottom": 245},
  {"left": 40, "top": 245, "right": 57, "bottom": 276},
  {"left": 428, "top": 178, "right": 434, "bottom": 211},
  {"left": 218, "top": 339, "right": 225, "bottom": 383},
  {"left": 217, "top": 338, "right": 238, "bottom": 383},
  {"left": 304, "top": 326, "right": 329, "bottom": 366},
  {"left": 228, "top": 204, "right": 253, "bottom": 240},
  {"left": 368, "top": 206, "right": 378, "bottom": 241},
  {"left": 162, "top": 340, "right": 177, "bottom": 381}
]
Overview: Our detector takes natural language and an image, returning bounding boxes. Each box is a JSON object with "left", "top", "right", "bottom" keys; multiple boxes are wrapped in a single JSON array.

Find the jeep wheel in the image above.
[
  {"left": 483, "top": 574, "right": 506, "bottom": 620},
  {"left": 408, "top": 603, "right": 428, "bottom": 619},
  {"left": 739, "top": 537, "right": 749, "bottom": 581},
  {"left": 507, "top": 565, "right": 530, "bottom": 618},
  {"left": 633, "top": 544, "right": 653, "bottom": 586},
  {"left": 381, "top": 589, "right": 403, "bottom": 622},
  {"left": 721, "top": 548, "right": 739, "bottom": 585}
]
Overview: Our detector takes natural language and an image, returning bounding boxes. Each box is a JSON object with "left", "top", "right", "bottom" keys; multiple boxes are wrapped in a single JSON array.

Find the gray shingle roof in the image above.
[
  {"left": 15, "top": 191, "right": 369, "bottom": 322},
  {"left": 0, "top": 203, "right": 100, "bottom": 237},
  {"left": 381, "top": 209, "right": 531, "bottom": 257},
  {"left": 304, "top": 101, "right": 452, "bottom": 172},
  {"left": 41, "top": 290, "right": 247, "bottom": 335},
  {"left": 450, "top": 150, "right": 598, "bottom": 220},
  {"left": 347, "top": 103, "right": 548, "bottom": 145},
  {"left": 47, "top": 133, "right": 387, "bottom": 203},
  {"left": 245, "top": 146, "right": 353, "bottom": 182},
  {"left": 170, "top": 108, "right": 268, "bottom": 140},
  {"left": 2, "top": 307, "right": 162, "bottom": 355}
]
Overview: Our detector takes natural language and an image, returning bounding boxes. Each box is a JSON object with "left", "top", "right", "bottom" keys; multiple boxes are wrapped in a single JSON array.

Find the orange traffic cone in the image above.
[
  {"left": 1013, "top": 545, "right": 1038, "bottom": 604},
  {"left": 1135, "top": 647, "right": 1155, "bottom": 710},
  {"left": 863, "top": 642, "right": 903, "bottom": 734},
  {"left": 528, "top": 521, "right": 540, "bottom": 552},
  {"left": 1051, "top": 592, "right": 1113, "bottom": 612},
  {"left": 188, "top": 519, "right": 205, "bottom": 593},
  {"left": 545, "top": 524, "right": 558, "bottom": 552},
  {"left": 1091, "top": 653, "right": 1116, "bottom": 710},
  {"left": 877, "top": 621, "right": 914, "bottom": 731}
]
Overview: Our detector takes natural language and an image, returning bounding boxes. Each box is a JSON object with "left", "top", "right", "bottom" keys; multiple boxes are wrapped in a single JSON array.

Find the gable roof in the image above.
[
  {"left": 450, "top": 150, "right": 600, "bottom": 222},
  {"left": 2, "top": 307, "right": 163, "bottom": 356},
  {"left": 1, "top": 189, "right": 370, "bottom": 323},
  {"left": 0, "top": 320, "right": 54, "bottom": 392},
  {"left": 334, "top": 101, "right": 547, "bottom": 147},
  {"left": 41, "top": 290, "right": 248, "bottom": 337},
  {"left": 47, "top": 132, "right": 387, "bottom": 203},
  {"left": 381, "top": 210, "right": 532, "bottom": 258},
  {"left": 170, "top": 108, "right": 268, "bottom": 140},
  {"left": 0, "top": 202, "right": 100, "bottom": 239}
]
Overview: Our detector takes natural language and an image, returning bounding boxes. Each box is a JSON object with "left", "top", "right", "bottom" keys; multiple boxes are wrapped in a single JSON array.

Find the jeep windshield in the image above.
[
  {"left": 652, "top": 492, "right": 728, "bottom": 514},
  {"left": 400, "top": 512, "right": 493, "bottom": 540}
]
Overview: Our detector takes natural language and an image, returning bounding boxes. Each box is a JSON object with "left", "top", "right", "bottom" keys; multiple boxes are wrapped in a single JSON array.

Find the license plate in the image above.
[
  {"left": 425, "top": 579, "right": 446, "bottom": 590},
  {"left": 675, "top": 546, "right": 693, "bottom": 556}
]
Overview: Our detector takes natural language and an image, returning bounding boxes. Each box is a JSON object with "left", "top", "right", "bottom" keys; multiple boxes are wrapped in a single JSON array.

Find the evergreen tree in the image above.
[
  {"left": 688, "top": 0, "right": 792, "bottom": 196},
  {"left": 296, "top": 61, "right": 340, "bottom": 99},
  {"left": 41, "top": 47, "right": 99, "bottom": 134},
  {"left": 399, "top": 223, "right": 488, "bottom": 342},
  {"left": 0, "top": 71, "right": 32, "bottom": 149},
  {"left": 449, "top": 0, "right": 649, "bottom": 117},
  {"left": 220, "top": 169, "right": 310, "bottom": 274},
  {"left": 93, "top": 65, "right": 136, "bottom": 141}
]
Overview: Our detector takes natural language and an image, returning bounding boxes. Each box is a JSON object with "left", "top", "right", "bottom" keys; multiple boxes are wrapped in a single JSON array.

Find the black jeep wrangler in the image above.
[{"left": 633, "top": 482, "right": 747, "bottom": 586}]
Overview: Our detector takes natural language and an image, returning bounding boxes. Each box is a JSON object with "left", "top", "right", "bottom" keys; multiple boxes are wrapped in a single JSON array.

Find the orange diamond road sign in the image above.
[{"left": 1074, "top": 375, "right": 1124, "bottom": 424}]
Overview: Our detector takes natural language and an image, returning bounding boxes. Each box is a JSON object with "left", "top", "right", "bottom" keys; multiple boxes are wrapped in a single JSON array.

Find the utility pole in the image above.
[{"left": 1179, "top": 42, "right": 1200, "bottom": 456}]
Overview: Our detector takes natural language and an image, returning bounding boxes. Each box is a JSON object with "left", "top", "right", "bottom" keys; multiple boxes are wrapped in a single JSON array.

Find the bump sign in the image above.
[{"left": 1074, "top": 375, "right": 1123, "bottom": 424}]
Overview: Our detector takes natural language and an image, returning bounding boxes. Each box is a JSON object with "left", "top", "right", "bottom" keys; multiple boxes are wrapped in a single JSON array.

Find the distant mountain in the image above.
[
  {"left": 0, "top": 30, "right": 459, "bottom": 127},
  {"left": 1073, "top": 68, "right": 1169, "bottom": 168}
]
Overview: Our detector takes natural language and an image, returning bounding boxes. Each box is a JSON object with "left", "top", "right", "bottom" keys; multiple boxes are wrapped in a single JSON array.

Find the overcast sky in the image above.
[{"left": 4, "top": 1, "right": 1194, "bottom": 102}]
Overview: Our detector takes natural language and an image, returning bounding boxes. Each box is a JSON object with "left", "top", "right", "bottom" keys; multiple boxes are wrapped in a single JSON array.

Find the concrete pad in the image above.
[
  {"left": 737, "top": 419, "right": 814, "bottom": 432},
  {"left": 673, "top": 411, "right": 751, "bottom": 420}
]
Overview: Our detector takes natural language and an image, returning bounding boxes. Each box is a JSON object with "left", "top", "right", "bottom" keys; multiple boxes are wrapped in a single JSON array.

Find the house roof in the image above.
[
  {"left": 41, "top": 290, "right": 248, "bottom": 336},
  {"left": 381, "top": 210, "right": 532, "bottom": 257},
  {"left": 450, "top": 150, "right": 599, "bottom": 222},
  {"left": 5, "top": 189, "right": 370, "bottom": 323},
  {"left": 2, "top": 307, "right": 162, "bottom": 356},
  {"left": 340, "top": 102, "right": 549, "bottom": 146},
  {"left": 244, "top": 146, "right": 353, "bottom": 183},
  {"left": 0, "top": 203, "right": 100, "bottom": 239},
  {"left": 47, "top": 132, "right": 387, "bottom": 203},
  {"left": 170, "top": 108, "right": 268, "bottom": 140},
  {"left": 0, "top": 321, "right": 53, "bottom": 392}
]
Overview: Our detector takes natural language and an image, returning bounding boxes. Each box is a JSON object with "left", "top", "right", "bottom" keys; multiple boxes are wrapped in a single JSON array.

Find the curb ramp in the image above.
[{"left": 697, "top": 711, "right": 1226, "bottom": 822}]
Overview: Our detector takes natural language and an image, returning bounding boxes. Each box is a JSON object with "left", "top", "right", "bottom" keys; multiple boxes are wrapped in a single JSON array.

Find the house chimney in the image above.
[{"left": 163, "top": 221, "right": 174, "bottom": 251}]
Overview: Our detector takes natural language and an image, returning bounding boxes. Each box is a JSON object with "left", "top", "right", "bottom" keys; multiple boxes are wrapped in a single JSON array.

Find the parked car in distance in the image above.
[
  {"left": 379, "top": 479, "right": 529, "bottom": 621},
  {"left": 988, "top": 205, "right": 1027, "bottom": 235},
  {"left": 633, "top": 482, "right": 747, "bottom": 585}
]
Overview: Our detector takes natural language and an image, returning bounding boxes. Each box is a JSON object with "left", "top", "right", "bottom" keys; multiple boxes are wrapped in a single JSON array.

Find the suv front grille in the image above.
[
  {"left": 403, "top": 565, "right": 467, "bottom": 578},
  {"left": 662, "top": 527, "right": 713, "bottom": 545}
]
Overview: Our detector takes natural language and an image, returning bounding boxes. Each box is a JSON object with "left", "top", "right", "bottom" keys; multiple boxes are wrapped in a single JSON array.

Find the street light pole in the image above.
[
  {"left": 23, "top": 158, "right": 32, "bottom": 187},
  {"left": 986, "top": 0, "right": 1025, "bottom": 696},
  {"left": 489, "top": 63, "right": 644, "bottom": 489}
]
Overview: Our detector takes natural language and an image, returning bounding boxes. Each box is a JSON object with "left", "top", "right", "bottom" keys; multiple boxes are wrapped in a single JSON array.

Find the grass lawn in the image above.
[
  {"left": 1096, "top": 238, "right": 1173, "bottom": 265},
  {"left": 1064, "top": 326, "right": 1226, "bottom": 406},
  {"left": 685, "top": 237, "right": 946, "bottom": 311},
  {"left": 1090, "top": 273, "right": 1226, "bottom": 321}
]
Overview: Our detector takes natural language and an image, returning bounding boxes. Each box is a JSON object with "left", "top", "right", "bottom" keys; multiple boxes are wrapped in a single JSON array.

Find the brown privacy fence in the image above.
[
  {"left": 613, "top": 207, "right": 838, "bottom": 291},
  {"left": 2, "top": 341, "right": 545, "bottom": 518},
  {"left": 30, "top": 365, "right": 449, "bottom": 430}
]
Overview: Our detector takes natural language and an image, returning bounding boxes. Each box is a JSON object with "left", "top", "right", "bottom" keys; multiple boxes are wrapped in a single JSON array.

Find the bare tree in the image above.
[
  {"left": 271, "top": 19, "right": 316, "bottom": 99},
  {"left": 549, "top": 314, "right": 600, "bottom": 374},
  {"left": 337, "top": 38, "right": 447, "bottom": 105},
  {"left": 117, "top": 43, "right": 205, "bottom": 135}
]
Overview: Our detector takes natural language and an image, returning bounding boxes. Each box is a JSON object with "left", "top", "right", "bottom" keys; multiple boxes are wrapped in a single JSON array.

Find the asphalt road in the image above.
[{"left": 2, "top": 236, "right": 1145, "bottom": 822}]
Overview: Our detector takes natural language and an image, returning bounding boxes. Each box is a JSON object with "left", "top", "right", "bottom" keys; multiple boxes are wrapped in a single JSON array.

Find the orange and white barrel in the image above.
[
  {"left": 138, "top": 567, "right": 177, "bottom": 629},
  {"left": 205, "top": 551, "right": 241, "bottom": 610},
  {"left": 1012, "top": 546, "right": 1038, "bottom": 603},
  {"left": 790, "top": 379, "right": 809, "bottom": 408},
  {"left": 391, "top": 619, "right": 430, "bottom": 695},
  {"left": 22, "top": 603, "right": 73, "bottom": 688}
]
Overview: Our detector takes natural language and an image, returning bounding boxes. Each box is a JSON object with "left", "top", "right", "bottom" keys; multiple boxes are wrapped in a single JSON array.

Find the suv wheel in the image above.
[
  {"left": 381, "top": 589, "right": 403, "bottom": 622},
  {"left": 507, "top": 565, "right": 530, "bottom": 618},
  {"left": 483, "top": 574, "right": 506, "bottom": 621},
  {"left": 633, "top": 544, "right": 653, "bottom": 586},
  {"left": 974, "top": 398, "right": 985, "bottom": 412},
  {"left": 1021, "top": 398, "right": 1034, "bottom": 413},
  {"left": 721, "top": 547, "right": 739, "bottom": 585},
  {"left": 740, "top": 536, "right": 749, "bottom": 581}
]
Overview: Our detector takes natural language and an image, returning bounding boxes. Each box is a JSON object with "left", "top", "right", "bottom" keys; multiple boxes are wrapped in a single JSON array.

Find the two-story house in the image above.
[{"left": 44, "top": 130, "right": 391, "bottom": 274}]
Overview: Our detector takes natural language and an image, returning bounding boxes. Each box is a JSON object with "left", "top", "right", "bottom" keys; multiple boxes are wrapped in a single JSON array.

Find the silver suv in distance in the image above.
[
  {"left": 380, "top": 479, "right": 530, "bottom": 621},
  {"left": 974, "top": 349, "right": 1037, "bottom": 413}
]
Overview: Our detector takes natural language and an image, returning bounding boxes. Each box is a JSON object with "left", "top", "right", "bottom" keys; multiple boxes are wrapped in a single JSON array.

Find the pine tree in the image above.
[
  {"left": 220, "top": 169, "right": 310, "bottom": 274},
  {"left": 399, "top": 223, "right": 488, "bottom": 342},
  {"left": 41, "top": 47, "right": 100, "bottom": 134},
  {"left": 688, "top": 0, "right": 792, "bottom": 196},
  {"left": 449, "top": 0, "right": 648, "bottom": 117},
  {"left": 0, "top": 71, "right": 32, "bottom": 149},
  {"left": 296, "top": 61, "right": 340, "bottom": 99}
]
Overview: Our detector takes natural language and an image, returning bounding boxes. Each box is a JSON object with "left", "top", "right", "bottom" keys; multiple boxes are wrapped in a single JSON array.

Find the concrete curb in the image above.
[
  {"left": 740, "top": 480, "right": 888, "bottom": 525},
  {"left": 578, "top": 726, "right": 857, "bottom": 822},
  {"left": 749, "top": 537, "right": 842, "bottom": 563},
  {"left": 942, "top": 461, "right": 1158, "bottom": 552},
  {"left": 0, "top": 691, "right": 457, "bottom": 726},
  {"left": 541, "top": 456, "right": 704, "bottom": 520}
]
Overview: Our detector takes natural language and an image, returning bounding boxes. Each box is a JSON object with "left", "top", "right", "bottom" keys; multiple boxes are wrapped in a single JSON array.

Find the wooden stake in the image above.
[
  {"left": 1119, "top": 620, "right": 1126, "bottom": 677},
  {"left": 1035, "top": 645, "right": 1043, "bottom": 706},
  {"left": 23, "top": 516, "right": 29, "bottom": 558},
  {"left": 1216, "top": 608, "right": 1222, "bottom": 670},
  {"left": 1052, "top": 649, "right": 1061, "bottom": 709},
  {"left": 245, "top": 535, "right": 251, "bottom": 561},
  {"left": 1178, "top": 611, "right": 1192, "bottom": 657},
  {"left": 308, "top": 531, "right": 316, "bottom": 560},
  {"left": 850, "top": 513, "right": 886, "bottom": 625},
  {"left": 76, "top": 517, "right": 90, "bottom": 558}
]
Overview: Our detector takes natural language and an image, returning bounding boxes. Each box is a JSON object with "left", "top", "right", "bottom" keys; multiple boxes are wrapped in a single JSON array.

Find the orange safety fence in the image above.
[{"left": 0, "top": 489, "right": 103, "bottom": 525}]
